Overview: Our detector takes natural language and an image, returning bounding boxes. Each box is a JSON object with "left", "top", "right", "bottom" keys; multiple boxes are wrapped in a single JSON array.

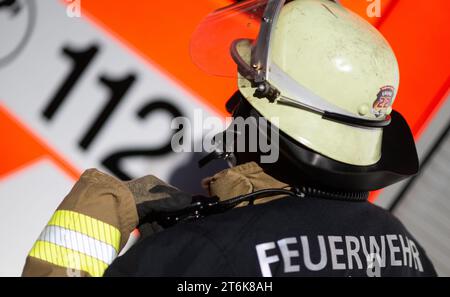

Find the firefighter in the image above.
[{"left": 22, "top": 0, "right": 436, "bottom": 277}]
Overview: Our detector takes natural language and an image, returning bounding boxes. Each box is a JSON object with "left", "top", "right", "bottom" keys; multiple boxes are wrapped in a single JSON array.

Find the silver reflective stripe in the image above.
[{"left": 38, "top": 225, "right": 118, "bottom": 265}]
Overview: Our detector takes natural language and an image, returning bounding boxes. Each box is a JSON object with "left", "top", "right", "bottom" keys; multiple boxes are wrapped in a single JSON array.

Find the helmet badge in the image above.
[{"left": 372, "top": 86, "right": 395, "bottom": 117}]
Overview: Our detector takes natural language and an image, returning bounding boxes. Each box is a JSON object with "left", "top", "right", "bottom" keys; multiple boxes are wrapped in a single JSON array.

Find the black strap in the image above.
[{"left": 145, "top": 187, "right": 368, "bottom": 228}]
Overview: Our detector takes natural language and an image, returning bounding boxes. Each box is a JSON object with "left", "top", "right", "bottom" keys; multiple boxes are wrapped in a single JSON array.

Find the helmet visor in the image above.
[{"left": 190, "top": 0, "right": 270, "bottom": 77}]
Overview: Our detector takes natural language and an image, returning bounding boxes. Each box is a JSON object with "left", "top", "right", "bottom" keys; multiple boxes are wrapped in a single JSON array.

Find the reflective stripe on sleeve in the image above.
[
  {"left": 29, "top": 241, "right": 109, "bottom": 277},
  {"left": 28, "top": 210, "right": 121, "bottom": 276},
  {"left": 47, "top": 210, "right": 121, "bottom": 252},
  {"left": 37, "top": 225, "right": 118, "bottom": 265}
]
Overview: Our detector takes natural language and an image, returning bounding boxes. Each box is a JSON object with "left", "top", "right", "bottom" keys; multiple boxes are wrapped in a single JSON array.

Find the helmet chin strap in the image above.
[
  {"left": 198, "top": 149, "right": 236, "bottom": 169},
  {"left": 198, "top": 101, "right": 241, "bottom": 168}
]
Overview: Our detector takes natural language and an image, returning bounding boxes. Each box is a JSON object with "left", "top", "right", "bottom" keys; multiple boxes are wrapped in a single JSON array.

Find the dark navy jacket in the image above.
[{"left": 105, "top": 196, "right": 437, "bottom": 277}]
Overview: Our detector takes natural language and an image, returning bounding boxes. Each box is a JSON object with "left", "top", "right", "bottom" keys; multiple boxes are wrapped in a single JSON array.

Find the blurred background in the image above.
[{"left": 0, "top": 0, "right": 449, "bottom": 276}]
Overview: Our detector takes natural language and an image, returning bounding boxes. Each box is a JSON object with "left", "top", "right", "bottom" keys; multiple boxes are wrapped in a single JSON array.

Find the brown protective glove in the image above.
[{"left": 124, "top": 176, "right": 193, "bottom": 238}]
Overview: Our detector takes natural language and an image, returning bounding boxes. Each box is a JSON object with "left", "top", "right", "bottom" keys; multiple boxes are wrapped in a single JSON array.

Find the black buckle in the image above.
[{"left": 149, "top": 196, "right": 223, "bottom": 228}]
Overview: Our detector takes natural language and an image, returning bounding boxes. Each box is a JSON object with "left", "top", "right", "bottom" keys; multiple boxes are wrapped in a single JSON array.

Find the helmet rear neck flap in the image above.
[{"left": 222, "top": 91, "right": 418, "bottom": 192}]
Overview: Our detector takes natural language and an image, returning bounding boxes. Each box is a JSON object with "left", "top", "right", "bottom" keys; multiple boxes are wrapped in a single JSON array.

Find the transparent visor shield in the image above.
[
  {"left": 190, "top": 0, "right": 270, "bottom": 77},
  {"left": 191, "top": 0, "right": 391, "bottom": 129}
]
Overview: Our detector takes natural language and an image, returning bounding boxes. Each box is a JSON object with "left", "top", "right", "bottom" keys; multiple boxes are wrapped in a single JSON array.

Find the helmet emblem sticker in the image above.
[{"left": 372, "top": 86, "right": 395, "bottom": 117}]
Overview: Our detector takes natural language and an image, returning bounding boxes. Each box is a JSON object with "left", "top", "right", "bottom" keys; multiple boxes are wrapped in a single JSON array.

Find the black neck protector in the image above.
[{"left": 200, "top": 91, "right": 419, "bottom": 192}]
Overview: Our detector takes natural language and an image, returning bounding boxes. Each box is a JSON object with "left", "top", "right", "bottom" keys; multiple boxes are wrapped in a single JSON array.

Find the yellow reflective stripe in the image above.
[
  {"left": 47, "top": 210, "right": 120, "bottom": 252},
  {"left": 38, "top": 225, "right": 118, "bottom": 264},
  {"left": 29, "top": 240, "right": 108, "bottom": 277}
]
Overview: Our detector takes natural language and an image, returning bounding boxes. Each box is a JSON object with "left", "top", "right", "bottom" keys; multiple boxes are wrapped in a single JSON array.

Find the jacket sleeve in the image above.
[{"left": 22, "top": 169, "right": 139, "bottom": 277}]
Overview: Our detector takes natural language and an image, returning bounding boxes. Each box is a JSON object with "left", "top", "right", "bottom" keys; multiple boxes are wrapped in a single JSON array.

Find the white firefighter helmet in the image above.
[
  {"left": 238, "top": 0, "right": 399, "bottom": 166},
  {"left": 192, "top": 0, "right": 418, "bottom": 190},
  {"left": 193, "top": 0, "right": 398, "bottom": 166}
]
